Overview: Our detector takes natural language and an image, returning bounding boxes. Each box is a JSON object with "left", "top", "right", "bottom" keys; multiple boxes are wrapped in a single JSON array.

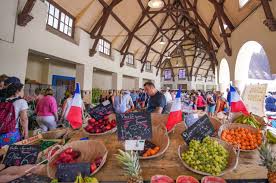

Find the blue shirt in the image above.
[{"left": 130, "top": 93, "right": 139, "bottom": 102}]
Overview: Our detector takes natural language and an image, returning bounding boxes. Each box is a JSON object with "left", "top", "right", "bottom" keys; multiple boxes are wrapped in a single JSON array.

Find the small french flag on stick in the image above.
[
  {"left": 230, "top": 85, "right": 249, "bottom": 115},
  {"left": 66, "top": 83, "right": 83, "bottom": 129},
  {"left": 166, "top": 88, "right": 183, "bottom": 131}
]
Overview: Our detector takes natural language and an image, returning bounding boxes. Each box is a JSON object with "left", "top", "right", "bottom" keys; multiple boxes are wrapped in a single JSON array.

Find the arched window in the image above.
[
  {"left": 235, "top": 41, "right": 272, "bottom": 81},
  {"left": 239, "top": 0, "right": 250, "bottom": 8}
]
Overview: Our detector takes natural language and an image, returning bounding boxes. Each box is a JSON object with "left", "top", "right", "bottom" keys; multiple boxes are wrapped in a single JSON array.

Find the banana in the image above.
[
  {"left": 75, "top": 174, "right": 84, "bottom": 183},
  {"left": 84, "top": 177, "right": 99, "bottom": 183},
  {"left": 267, "top": 130, "right": 276, "bottom": 144}
]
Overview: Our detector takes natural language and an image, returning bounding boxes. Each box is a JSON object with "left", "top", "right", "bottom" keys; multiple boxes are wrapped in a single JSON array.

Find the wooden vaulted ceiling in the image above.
[{"left": 53, "top": 0, "right": 261, "bottom": 80}]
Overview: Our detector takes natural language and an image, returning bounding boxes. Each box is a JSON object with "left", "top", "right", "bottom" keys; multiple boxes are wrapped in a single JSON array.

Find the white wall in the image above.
[
  {"left": 123, "top": 76, "right": 136, "bottom": 90},
  {"left": 0, "top": 0, "right": 161, "bottom": 90},
  {"left": 92, "top": 71, "right": 113, "bottom": 90}
]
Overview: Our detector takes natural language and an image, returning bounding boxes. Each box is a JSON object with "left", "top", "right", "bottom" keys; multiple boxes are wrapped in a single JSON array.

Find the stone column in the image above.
[
  {"left": 76, "top": 64, "right": 93, "bottom": 104},
  {"left": 112, "top": 72, "right": 123, "bottom": 90}
]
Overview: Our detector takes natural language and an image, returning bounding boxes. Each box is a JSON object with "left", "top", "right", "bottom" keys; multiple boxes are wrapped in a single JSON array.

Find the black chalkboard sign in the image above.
[
  {"left": 9, "top": 174, "right": 51, "bottom": 183},
  {"left": 3, "top": 145, "right": 39, "bottom": 167},
  {"left": 56, "top": 162, "right": 91, "bottom": 182},
  {"left": 182, "top": 114, "right": 215, "bottom": 144},
  {"left": 90, "top": 101, "right": 114, "bottom": 120},
  {"left": 116, "top": 112, "right": 152, "bottom": 140}
]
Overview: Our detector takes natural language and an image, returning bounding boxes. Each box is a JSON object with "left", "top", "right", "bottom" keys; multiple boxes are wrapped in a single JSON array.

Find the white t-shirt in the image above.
[
  {"left": 164, "top": 91, "right": 172, "bottom": 103},
  {"left": 10, "top": 98, "right": 28, "bottom": 128}
]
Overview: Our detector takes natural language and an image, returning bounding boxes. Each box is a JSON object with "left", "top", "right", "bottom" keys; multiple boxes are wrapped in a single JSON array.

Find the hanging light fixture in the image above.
[
  {"left": 159, "top": 36, "right": 165, "bottom": 45},
  {"left": 148, "top": 0, "right": 164, "bottom": 9},
  {"left": 176, "top": 60, "right": 179, "bottom": 67},
  {"left": 167, "top": 52, "right": 171, "bottom": 59}
]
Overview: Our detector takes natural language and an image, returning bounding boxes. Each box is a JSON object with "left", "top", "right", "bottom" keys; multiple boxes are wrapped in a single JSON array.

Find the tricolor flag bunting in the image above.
[
  {"left": 166, "top": 88, "right": 183, "bottom": 131},
  {"left": 230, "top": 85, "right": 249, "bottom": 115},
  {"left": 66, "top": 82, "right": 83, "bottom": 129}
]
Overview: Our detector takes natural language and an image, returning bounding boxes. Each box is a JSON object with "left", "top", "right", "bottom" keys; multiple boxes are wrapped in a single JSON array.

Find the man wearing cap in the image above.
[{"left": 0, "top": 76, "right": 21, "bottom": 101}]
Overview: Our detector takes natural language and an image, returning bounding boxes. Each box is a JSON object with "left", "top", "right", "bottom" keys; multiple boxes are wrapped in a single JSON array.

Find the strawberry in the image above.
[
  {"left": 105, "top": 124, "right": 111, "bottom": 130},
  {"left": 103, "top": 115, "right": 109, "bottom": 120}
]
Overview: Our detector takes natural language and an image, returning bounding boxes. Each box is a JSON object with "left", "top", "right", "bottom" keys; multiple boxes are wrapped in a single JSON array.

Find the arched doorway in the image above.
[
  {"left": 235, "top": 41, "right": 271, "bottom": 92},
  {"left": 219, "top": 58, "right": 230, "bottom": 94}
]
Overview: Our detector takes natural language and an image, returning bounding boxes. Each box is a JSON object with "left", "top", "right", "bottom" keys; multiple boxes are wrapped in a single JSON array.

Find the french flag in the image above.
[
  {"left": 166, "top": 88, "right": 183, "bottom": 131},
  {"left": 230, "top": 85, "right": 249, "bottom": 115},
  {"left": 66, "top": 83, "right": 83, "bottom": 129}
]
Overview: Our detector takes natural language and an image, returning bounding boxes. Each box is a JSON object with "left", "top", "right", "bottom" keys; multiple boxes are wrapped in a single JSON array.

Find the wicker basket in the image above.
[
  {"left": 229, "top": 112, "right": 266, "bottom": 127},
  {"left": 41, "top": 128, "right": 68, "bottom": 139},
  {"left": 47, "top": 140, "right": 108, "bottom": 179},
  {"left": 139, "top": 123, "right": 170, "bottom": 160},
  {"left": 151, "top": 113, "right": 183, "bottom": 134},
  {"left": 218, "top": 123, "right": 262, "bottom": 152},
  {"left": 82, "top": 113, "right": 117, "bottom": 136},
  {"left": 178, "top": 137, "right": 239, "bottom": 176}
]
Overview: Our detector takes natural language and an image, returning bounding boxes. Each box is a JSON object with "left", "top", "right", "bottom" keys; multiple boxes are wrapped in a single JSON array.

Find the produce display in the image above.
[
  {"left": 90, "top": 157, "right": 103, "bottom": 174},
  {"left": 233, "top": 114, "right": 262, "bottom": 128},
  {"left": 138, "top": 140, "right": 160, "bottom": 157},
  {"left": 151, "top": 175, "right": 174, "bottom": 183},
  {"left": 201, "top": 176, "right": 226, "bottom": 183},
  {"left": 259, "top": 143, "right": 276, "bottom": 183},
  {"left": 115, "top": 150, "right": 143, "bottom": 183},
  {"left": 267, "top": 129, "right": 276, "bottom": 144},
  {"left": 176, "top": 175, "right": 199, "bottom": 183},
  {"left": 51, "top": 175, "right": 99, "bottom": 183},
  {"left": 40, "top": 140, "right": 57, "bottom": 151},
  {"left": 181, "top": 137, "right": 229, "bottom": 176},
  {"left": 84, "top": 115, "right": 116, "bottom": 134},
  {"left": 53, "top": 148, "right": 81, "bottom": 165},
  {"left": 221, "top": 127, "right": 262, "bottom": 150}
]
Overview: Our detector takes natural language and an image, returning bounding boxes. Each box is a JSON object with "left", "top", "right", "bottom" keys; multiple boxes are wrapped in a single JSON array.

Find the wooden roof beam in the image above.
[
  {"left": 209, "top": 0, "right": 232, "bottom": 56},
  {"left": 194, "top": 53, "right": 207, "bottom": 81},
  {"left": 119, "top": 0, "right": 150, "bottom": 67},
  {"left": 140, "top": 14, "right": 170, "bottom": 72},
  {"left": 17, "top": 0, "right": 37, "bottom": 26},
  {"left": 179, "top": 45, "right": 190, "bottom": 81},
  {"left": 89, "top": 0, "right": 122, "bottom": 56},
  {"left": 260, "top": 0, "right": 276, "bottom": 31}
]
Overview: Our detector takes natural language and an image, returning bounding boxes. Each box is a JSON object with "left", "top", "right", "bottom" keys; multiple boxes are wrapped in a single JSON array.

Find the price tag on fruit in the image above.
[
  {"left": 124, "top": 140, "right": 145, "bottom": 151},
  {"left": 56, "top": 162, "right": 90, "bottom": 182}
]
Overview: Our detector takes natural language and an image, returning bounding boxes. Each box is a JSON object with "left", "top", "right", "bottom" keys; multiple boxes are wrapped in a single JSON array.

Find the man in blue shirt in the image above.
[
  {"left": 144, "top": 82, "right": 166, "bottom": 114},
  {"left": 130, "top": 90, "right": 139, "bottom": 108}
]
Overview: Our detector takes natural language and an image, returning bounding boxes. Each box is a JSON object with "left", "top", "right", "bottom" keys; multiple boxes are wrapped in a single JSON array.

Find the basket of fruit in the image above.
[
  {"left": 41, "top": 128, "right": 69, "bottom": 139},
  {"left": 178, "top": 137, "right": 239, "bottom": 176},
  {"left": 83, "top": 113, "right": 117, "bottom": 136},
  {"left": 138, "top": 124, "right": 170, "bottom": 159},
  {"left": 218, "top": 123, "right": 263, "bottom": 151},
  {"left": 47, "top": 140, "right": 108, "bottom": 179},
  {"left": 230, "top": 113, "right": 265, "bottom": 129}
]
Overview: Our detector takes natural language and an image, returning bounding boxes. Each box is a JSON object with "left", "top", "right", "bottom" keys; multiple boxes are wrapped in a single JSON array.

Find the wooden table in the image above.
[{"left": 66, "top": 123, "right": 267, "bottom": 182}]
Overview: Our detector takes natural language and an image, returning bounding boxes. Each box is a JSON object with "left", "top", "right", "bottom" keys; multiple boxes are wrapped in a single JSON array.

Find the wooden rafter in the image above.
[
  {"left": 89, "top": 0, "right": 122, "bottom": 56},
  {"left": 17, "top": 0, "right": 37, "bottom": 26},
  {"left": 179, "top": 46, "right": 190, "bottom": 81},
  {"left": 194, "top": 53, "right": 207, "bottom": 81},
  {"left": 260, "top": 0, "right": 276, "bottom": 31},
  {"left": 209, "top": 0, "right": 232, "bottom": 56}
]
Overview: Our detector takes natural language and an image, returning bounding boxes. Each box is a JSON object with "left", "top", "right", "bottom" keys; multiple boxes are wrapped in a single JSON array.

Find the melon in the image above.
[
  {"left": 151, "top": 175, "right": 174, "bottom": 183},
  {"left": 176, "top": 175, "right": 199, "bottom": 183},
  {"left": 201, "top": 176, "right": 227, "bottom": 183}
]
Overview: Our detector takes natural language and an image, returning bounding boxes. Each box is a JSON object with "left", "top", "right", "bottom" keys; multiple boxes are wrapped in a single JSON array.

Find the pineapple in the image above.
[
  {"left": 115, "top": 149, "right": 143, "bottom": 183},
  {"left": 259, "top": 143, "right": 276, "bottom": 183}
]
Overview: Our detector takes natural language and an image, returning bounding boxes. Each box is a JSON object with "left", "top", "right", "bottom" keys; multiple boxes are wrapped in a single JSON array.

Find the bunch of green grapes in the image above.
[{"left": 181, "top": 137, "right": 229, "bottom": 176}]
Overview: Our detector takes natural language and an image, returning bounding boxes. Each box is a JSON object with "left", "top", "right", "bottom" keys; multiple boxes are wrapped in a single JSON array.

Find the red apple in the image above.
[{"left": 90, "top": 162, "right": 97, "bottom": 173}]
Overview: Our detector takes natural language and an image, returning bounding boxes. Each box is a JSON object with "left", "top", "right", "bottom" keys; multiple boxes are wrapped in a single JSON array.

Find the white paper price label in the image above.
[
  {"left": 124, "top": 140, "right": 145, "bottom": 151},
  {"left": 102, "top": 100, "right": 110, "bottom": 106}
]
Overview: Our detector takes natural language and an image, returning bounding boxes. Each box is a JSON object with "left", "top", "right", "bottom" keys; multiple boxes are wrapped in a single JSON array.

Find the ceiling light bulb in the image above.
[
  {"left": 44, "top": 57, "right": 50, "bottom": 60},
  {"left": 176, "top": 61, "right": 179, "bottom": 67},
  {"left": 148, "top": 0, "right": 164, "bottom": 9},
  {"left": 159, "top": 36, "right": 165, "bottom": 45},
  {"left": 167, "top": 52, "right": 171, "bottom": 59}
]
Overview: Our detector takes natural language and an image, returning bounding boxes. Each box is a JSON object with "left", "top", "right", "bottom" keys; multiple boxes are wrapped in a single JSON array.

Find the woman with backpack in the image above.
[
  {"left": 195, "top": 91, "right": 206, "bottom": 111},
  {"left": 215, "top": 92, "right": 229, "bottom": 115},
  {"left": 0, "top": 83, "right": 29, "bottom": 147},
  {"left": 36, "top": 88, "right": 58, "bottom": 132},
  {"left": 206, "top": 94, "right": 216, "bottom": 117}
]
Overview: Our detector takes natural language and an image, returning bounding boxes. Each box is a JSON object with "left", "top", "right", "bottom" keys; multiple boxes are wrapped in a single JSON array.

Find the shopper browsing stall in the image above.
[
  {"left": 0, "top": 83, "right": 29, "bottom": 147},
  {"left": 35, "top": 88, "right": 58, "bottom": 132},
  {"left": 144, "top": 82, "right": 166, "bottom": 114}
]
